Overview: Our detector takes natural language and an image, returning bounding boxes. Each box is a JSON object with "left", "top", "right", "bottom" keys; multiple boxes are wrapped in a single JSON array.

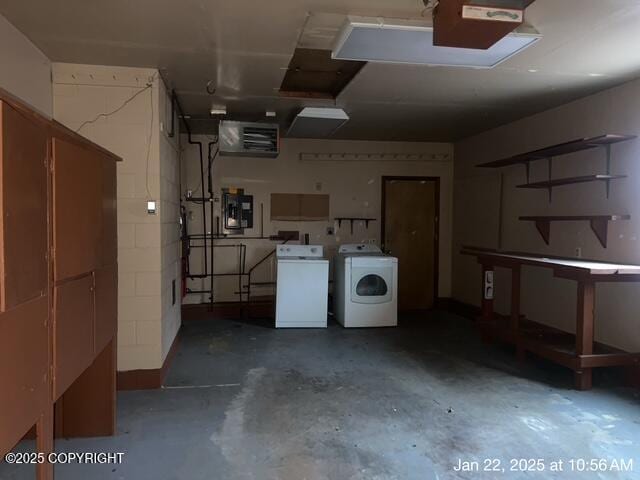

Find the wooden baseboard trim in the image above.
[
  {"left": 436, "top": 297, "right": 480, "bottom": 320},
  {"left": 116, "top": 328, "right": 181, "bottom": 391},
  {"left": 182, "top": 301, "right": 274, "bottom": 321}
]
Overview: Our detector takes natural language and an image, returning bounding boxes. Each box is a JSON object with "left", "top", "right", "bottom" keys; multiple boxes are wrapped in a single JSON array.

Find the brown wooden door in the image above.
[{"left": 383, "top": 178, "right": 438, "bottom": 311}]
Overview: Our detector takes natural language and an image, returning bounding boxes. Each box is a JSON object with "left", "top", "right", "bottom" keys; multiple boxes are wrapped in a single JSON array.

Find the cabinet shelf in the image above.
[
  {"left": 519, "top": 215, "right": 631, "bottom": 248},
  {"left": 477, "top": 134, "right": 636, "bottom": 168},
  {"left": 516, "top": 174, "right": 626, "bottom": 189}
]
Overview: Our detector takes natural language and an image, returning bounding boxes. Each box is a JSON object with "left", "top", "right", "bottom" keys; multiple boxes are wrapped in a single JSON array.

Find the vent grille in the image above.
[
  {"left": 219, "top": 121, "right": 279, "bottom": 158},
  {"left": 243, "top": 127, "right": 278, "bottom": 153}
]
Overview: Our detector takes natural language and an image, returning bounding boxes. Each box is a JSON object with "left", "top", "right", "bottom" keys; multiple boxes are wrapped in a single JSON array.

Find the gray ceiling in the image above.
[{"left": 2, "top": 0, "right": 640, "bottom": 141}]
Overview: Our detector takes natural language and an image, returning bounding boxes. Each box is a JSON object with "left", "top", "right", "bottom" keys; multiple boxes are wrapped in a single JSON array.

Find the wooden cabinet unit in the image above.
[
  {"left": 52, "top": 138, "right": 104, "bottom": 281},
  {"left": 53, "top": 274, "right": 95, "bottom": 400},
  {"left": 0, "top": 100, "right": 48, "bottom": 312},
  {"left": 0, "top": 90, "right": 120, "bottom": 480},
  {"left": 0, "top": 297, "right": 49, "bottom": 455}
]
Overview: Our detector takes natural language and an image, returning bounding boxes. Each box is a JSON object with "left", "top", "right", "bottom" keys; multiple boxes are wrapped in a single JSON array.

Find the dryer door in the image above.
[{"left": 350, "top": 258, "right": 394, "bottom": 304}]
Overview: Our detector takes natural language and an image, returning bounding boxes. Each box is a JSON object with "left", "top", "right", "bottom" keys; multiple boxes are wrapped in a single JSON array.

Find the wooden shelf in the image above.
[
  {"left": 477, "top": 134, "right": 636, "bottom": 168},
  {"left": 519, "top": 215, "right": 630, "bottom": 248},
  {"left": 516, "top": 174, "right": 626, "bottom": 189},
  {"left": 476, "top": 134, "right": 635, "bottom": 202}
]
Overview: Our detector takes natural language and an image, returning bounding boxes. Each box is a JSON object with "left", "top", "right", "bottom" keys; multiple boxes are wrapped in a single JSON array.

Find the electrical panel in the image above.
[{"left": 222, "top": 188, "right": 253, "bottom": 235}]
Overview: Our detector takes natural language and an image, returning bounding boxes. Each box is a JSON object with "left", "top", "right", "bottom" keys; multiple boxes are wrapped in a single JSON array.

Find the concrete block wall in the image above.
[{"left": 52, "top": 63, "right": 181, "bottom": 371}]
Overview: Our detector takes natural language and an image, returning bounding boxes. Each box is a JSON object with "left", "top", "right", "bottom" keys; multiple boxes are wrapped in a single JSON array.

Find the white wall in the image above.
[
  {"left": 53, "top": 63, "right": 181, "bottom": 371},
  {"left": 181, "top": 136, "right": 454, "bottom": 304},
  {"left": 0, "top": 13, "right": 52, "bottom": 116},
  {"left": 453, "top": 77, "right": 640, "bottom": 352}
]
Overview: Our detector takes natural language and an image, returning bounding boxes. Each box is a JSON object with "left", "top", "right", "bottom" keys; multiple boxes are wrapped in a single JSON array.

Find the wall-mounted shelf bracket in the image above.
[
  {"left": 519, "top": 215, "right": 630, "bottom": 248},
  {"left": 605, "top": 144, "right": 612, "bottom": 198},
  {"left": 335, "top": 217, "right": 377, "bottom": 235}
]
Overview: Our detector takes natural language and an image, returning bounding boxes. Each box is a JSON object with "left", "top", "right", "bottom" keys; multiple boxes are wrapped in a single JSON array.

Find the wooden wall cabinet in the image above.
[
  {"left": 0, "top": 91, "right": 120, "bottom": 480},
  {"left": 0, "top": 297, "right": 49, "bottom": 455},
  {"left": 53, "top": 275, "right": 95, "bottom": 400},
  {"left": 52, "top": 138, "right": 103, "bottom": 281},
  {"left": 0, "top": 102, "right": 48, "bottom": 311}
]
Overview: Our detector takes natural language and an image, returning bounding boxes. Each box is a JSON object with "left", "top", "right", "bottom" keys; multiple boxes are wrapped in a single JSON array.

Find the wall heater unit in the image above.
[{"left": 219, "top": 121, "right": 279, "bottom": 158}]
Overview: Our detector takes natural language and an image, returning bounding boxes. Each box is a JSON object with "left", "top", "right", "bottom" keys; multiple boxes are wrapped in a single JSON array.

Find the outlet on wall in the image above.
[{"left": 575, "top": 247, "right": 582, "bottom": 258}]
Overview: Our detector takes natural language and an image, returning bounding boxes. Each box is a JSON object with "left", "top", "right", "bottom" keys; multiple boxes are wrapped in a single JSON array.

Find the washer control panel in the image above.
[
  {"left": 277, "top": 244, "right": 324, "bottom": 258},
  {"left": 338, "top": 244, "right": 383, "bottom": 254}
]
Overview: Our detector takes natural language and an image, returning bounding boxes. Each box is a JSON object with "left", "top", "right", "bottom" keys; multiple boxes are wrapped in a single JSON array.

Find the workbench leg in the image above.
[
  {"left": 36, "top": 406, "right": 54, "bottom": 480},
  {"left": 575, "top": 281, "right": 595, "bottom": 391},
  {"left": 510, "top": 266, "right": 526, "bottom": 362}
]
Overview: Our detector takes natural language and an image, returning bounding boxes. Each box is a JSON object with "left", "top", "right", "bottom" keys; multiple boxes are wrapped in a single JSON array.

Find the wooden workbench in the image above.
[{"left": 462, "top": 247, "right": 640, "bottom": 390}]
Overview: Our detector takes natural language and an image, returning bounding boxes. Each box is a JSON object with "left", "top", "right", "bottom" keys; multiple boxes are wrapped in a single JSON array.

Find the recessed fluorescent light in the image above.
[
  {"left": 287, "top": 107, "right": 349, "bottom": 138},
  {"left": 333, "top": 16, "right": 541, "bottom": 68},
  {"left": 527, "top": 69, "right": 538, "bottom": 73}
]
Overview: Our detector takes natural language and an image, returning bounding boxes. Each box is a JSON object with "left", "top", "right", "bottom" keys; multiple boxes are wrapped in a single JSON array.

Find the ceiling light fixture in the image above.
[
  {"left": 287, "top": 108, "right": 349, "bottom": 138},
  {"left": 333, "top": 16, "right": 541, "bottom": 68},
  {"left": 210, "top": 105, "right": 227, "bottom": 116}
]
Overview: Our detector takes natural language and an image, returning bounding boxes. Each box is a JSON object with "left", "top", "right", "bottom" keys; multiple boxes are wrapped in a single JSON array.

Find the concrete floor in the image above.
[{"left": 2, "top": 311, "right": 639, "bottom": 480}]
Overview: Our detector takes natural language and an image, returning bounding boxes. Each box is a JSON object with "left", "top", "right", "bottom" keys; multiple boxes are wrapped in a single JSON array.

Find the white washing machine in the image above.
[
  {"left": 334, "top": 244, "right": 398, "bottom": 328},
  {"left": 275, "top": 245, "right": 329, "bottom": 328}
]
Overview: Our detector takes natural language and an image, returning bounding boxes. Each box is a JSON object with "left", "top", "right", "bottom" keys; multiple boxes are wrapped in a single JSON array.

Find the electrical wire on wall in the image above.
[
  {"left": 75, "top": 73, "right": 158, "bottom": 133},
  {"left": 145, "top": 75, "right": 155, "bottom": 200},
  {"left": 75, "top": 72, "right": 159, "bottom": 201}
]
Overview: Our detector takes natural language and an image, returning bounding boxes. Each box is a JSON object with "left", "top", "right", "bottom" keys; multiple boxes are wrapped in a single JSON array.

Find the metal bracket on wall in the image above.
[
  {"left": 547, "top": 156, "right": 553, "bottom": 202},
  {"left": 335, "top": 217, "right": 377, "bottom": 235}
]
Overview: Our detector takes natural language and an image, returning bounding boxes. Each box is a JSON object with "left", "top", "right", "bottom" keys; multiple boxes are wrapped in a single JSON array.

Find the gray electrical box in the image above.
[{"left": 222, "top": 188, "right": 253, "bottom": 235}]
